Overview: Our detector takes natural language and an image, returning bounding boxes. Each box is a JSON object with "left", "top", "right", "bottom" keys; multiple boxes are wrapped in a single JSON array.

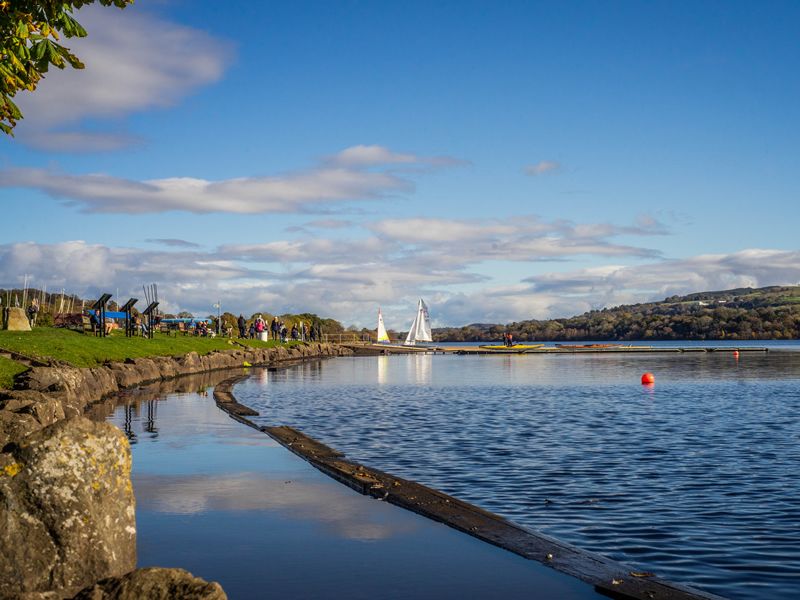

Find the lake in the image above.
[{"left": 235, "top": 344, "right": 800, "bottom": 600}]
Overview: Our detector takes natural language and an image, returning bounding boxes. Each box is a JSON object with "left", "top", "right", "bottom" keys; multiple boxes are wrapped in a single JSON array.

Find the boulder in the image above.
[
  {"left": 71, "top": 568, "right": 227, "bottom": 600},
  {"left": 0, "top": 390, "right": 65, "bottom": 447},
  {"left": 176, "top": 352, "right": 203, "bottom": 374},
  {"left": 15, "top": 366, "right": 120, "bottom": 418},
  {"left": 0, "top": 417, "right": 136, "bottom": 596},
  {"left": 3, "top": 307, "right": 31, "bottom": 331}
]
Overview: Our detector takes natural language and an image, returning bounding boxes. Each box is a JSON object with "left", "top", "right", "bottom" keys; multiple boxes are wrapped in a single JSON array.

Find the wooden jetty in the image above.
[{"left": 340, "top": 342, "right": 769, "bottom": 356}]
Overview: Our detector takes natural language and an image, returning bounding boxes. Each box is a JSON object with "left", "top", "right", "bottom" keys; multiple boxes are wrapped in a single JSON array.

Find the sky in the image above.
[{"left": 1, "top": 0, "right": 799, "bottom": 328}]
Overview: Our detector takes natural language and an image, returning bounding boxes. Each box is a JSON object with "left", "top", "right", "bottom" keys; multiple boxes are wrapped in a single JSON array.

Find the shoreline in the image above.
[
  {"left": 0, "top": 343, "right": 352, "bottom": 598},
  {"left": 213, "top": 368, "right": 725, "bottom": 600}
]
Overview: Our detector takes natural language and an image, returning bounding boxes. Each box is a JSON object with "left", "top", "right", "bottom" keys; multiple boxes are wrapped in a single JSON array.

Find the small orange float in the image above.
[{"left": 641, "top": 372, "right": 655, "bottom": 384}]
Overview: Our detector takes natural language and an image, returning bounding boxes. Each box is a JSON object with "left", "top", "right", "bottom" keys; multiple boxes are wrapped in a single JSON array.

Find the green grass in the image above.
[
  {"left": 0, "top": 328, "right": 298, "bottom": 369},
  {"left": 0, "top": 355, "right": 29, "bottom": 390}
]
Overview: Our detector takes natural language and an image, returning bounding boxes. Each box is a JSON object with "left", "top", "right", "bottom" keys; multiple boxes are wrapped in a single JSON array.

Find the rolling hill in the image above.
[{"left": 433, "top": 285, "right": 800, "bottom": 342}]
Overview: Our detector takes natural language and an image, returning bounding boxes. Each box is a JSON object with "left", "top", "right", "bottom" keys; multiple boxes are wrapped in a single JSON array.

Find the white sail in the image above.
[
  {"left": 377, "top": 308, "right": 390, "bottom": 343},
  {"left": 404, "top": 298, "right": 432, "bottom": 345}
]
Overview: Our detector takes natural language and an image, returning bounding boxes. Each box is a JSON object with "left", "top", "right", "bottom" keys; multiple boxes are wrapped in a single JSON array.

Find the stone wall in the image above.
[
  {"left": 1, "top": 342, "right": 352, "bottom": 446},
  {"left": 0, "top": 342, "right": 352, "bottom": 598}
]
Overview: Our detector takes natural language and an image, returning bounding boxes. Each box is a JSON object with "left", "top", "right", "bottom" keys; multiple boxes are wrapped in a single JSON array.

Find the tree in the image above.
[{"left": 1, "top": 0, "right": 132, "bottom": 134}]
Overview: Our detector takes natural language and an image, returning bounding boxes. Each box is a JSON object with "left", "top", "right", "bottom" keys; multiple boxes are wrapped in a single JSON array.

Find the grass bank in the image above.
[
  {"left": 0, "top": 355, "right": 29, "bottom": 390},
  {"left": 0, "top": 328, "right": 299, "bottom": 389}
]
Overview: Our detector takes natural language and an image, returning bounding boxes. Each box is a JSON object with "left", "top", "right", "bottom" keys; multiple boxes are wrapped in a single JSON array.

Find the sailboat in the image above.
[
  {"left": 376, "top": 308, "right": 390, "bottom": 343},
  {"left": 404, "top": 298, "right": 433, "bottom": 346}
]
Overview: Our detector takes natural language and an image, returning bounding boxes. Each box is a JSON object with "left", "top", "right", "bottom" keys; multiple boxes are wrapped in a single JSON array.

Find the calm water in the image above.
[
  {"left": 236, "top": 346, "right": 800, "bottom": 600},
  {"left": 105, "top": 377, "right": 598, "bottom": 599}
]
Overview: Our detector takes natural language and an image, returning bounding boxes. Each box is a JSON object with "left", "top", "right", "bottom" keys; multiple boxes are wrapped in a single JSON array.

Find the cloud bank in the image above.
[
  {"left": 0, "top": 145, "right": 463, "bottom": 214},
  {"left": 2, "top": 214, "right": 796, "bottom": 327}
]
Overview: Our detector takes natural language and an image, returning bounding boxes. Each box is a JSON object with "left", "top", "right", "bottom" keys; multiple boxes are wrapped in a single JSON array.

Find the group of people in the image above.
[
  {"left": 503, "top": 332, "right": 515, "bottom": 347},
  {"left": 235, "top": 314, "right": 322, "bottom": 343}
]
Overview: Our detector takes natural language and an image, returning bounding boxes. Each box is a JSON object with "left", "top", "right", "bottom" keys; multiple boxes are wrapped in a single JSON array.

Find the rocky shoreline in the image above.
[{"left": 0, "top": 343, "right": 352, "bottom": 599}]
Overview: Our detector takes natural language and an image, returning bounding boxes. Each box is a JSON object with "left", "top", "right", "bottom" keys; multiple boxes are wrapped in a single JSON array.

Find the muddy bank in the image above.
[
  {"left": 213, "top": 372, "right": 724, "bottom": 600},
  {"left": 0, "top": 343, "right": 351, "bottom": 598}
]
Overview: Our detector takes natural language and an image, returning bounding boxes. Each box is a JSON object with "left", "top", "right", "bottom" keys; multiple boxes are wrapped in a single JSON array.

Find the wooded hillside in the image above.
[{"left": 433, "top": 286, "right": 800, "bottom": 341}]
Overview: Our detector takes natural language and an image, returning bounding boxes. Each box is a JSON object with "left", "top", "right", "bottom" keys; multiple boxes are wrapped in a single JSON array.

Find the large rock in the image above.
[
  {"left": 71, "top": 568, "right": 227, "bottom": 600},
  {"left": 15, "top": 366, "right": 120, "bottom": 418},
  {"left": 0, "top": 417, "right": 136, "bottom": 597},
  {"left": 3, "top": 307, "right": 31, "bottom": 331},
  {"left": 0, "top": 390, "right": 65, "bottom": 448}
]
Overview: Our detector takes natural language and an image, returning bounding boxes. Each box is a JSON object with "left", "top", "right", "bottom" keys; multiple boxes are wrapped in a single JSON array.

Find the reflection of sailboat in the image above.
[
  {"left": 377, "top": 308, "right": 390, "bottom": 343},
  {"left": 413, "top": 353, "right": 432, "bottom": 385},
  {"left": 377, "top": 355, "right": 389, "bottom": 385},
  {"left": 403, "top": 299, "right": 432, "bottom": 346}
]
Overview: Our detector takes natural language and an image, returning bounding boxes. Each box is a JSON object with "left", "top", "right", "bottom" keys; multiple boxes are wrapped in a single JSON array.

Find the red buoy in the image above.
[
  {"left": 641, "top": 372, "right": 655, "bottom": 384},
  {"left": 733, "top": 350, "right": 740, "bottom": 358}
]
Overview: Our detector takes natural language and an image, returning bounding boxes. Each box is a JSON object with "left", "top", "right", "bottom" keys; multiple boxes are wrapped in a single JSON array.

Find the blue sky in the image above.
[{"left": 1, "top": 0, "right": 798, "bottom": 327}]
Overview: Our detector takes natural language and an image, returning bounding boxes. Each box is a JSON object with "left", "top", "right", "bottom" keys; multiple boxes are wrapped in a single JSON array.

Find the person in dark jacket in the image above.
[{"left": 237, "top": 314, "right": 246, "bottom": 338}]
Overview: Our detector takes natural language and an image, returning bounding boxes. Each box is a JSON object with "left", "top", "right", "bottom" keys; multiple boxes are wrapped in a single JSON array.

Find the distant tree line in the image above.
[{"left": 432, "top": 286, "right": 800, "bottom": 342}]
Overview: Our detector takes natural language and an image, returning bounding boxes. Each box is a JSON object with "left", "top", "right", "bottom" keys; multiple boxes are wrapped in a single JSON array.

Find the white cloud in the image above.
[
  {"left": 326, "top": 145, "right": 419, "bottom": 167},
  {"left": 4, "top": 238, "right": 795, "bottom": 328},
  {"left": 13, "top": 5, "right": 232, "bottom": 151},
  {"left": 524, "top": 249, "right": 800, "bottom": 310},
  {"left": 369, "top": 216, "right": 664, "bottom": 259},
  {"left": 524, "top": 160, "right": 560, "bottom": 176},
  {"left": 146, "top": 239, "right": 202, "bottom": 249},
  {"left": 0, "top": 145, "right": 462, "bottom": 214}
]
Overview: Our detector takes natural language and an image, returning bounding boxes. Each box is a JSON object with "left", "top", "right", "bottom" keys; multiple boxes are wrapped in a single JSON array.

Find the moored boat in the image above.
[
  {"left": 555, "top": 343, "right": 620, "bottom": 349},
  {"left": 404, "top": 299, "right": 433, "bottom": 346},
  {"left": 479, "top": 343, "right": 545, "bottom": 350}
]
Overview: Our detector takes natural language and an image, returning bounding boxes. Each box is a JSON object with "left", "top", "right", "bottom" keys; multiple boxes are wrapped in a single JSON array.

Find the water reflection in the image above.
[
  {"left": 409, "top": 353, "right": 432, "bottom": 385},
  {"left": 123, "top": 403, "right": 138, "bottom": 443},
  {"left": 237, "top": 351, "right": 800, "bottom": 600},
  {"left": 106, "top": 378, "right": 600, "bottom": 600},
  {"left": 135, "top": 472, "right": 416, "bottom": 541},
  {"left": 377, "top": 355, "right": 388, "bottom": 385}
]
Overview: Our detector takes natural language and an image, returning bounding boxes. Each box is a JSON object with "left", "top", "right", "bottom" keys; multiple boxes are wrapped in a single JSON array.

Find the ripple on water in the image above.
[{"left": 236, "top": 352, "right": 800, "bottom": 600}]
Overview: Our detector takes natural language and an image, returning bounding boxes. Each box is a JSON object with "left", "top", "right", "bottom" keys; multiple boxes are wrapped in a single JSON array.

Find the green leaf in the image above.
[{"left": 31, "top": 40, "right": 49, "bottom": 62}]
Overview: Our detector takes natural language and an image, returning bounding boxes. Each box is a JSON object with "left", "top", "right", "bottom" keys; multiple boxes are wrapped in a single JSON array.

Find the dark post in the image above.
[
  {"left": 121, "top": 298, "right": 138, "bottom": 337},
  {"left": 92, "top": 293, "right": 113, "bottom": 337},
  {"left": 142, "top": 301, "right": 159, "bottom": 340}
]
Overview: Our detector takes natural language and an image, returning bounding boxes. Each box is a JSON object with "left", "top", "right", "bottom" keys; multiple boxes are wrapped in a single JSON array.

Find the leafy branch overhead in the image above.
[{"left": 0, "top": 0, "right": 132, "bottom": 135}]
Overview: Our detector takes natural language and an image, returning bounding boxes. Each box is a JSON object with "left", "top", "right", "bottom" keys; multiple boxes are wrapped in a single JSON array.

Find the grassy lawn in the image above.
[
  {"left": 0, "top": 355, "right": 29, "bottom": 390},
  {"left": 0, "top": 328, "right": 296, "bottom": 369}
]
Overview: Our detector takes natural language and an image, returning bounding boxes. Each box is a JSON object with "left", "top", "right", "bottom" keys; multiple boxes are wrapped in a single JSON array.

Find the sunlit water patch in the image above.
[{"left": 236, "top": 350, "right": 800, "bottom": 600}]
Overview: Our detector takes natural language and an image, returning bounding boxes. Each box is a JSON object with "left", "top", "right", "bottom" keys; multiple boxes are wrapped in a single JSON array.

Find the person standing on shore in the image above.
[
  {"left": 271, "top": 316, "right": 279, "bottom": 340},
  {"left": 237, "top": 314, "right": 246, "bottom": 338},
  {"left": 27, "top": 298, "right": 39, "bottom": 327}
]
